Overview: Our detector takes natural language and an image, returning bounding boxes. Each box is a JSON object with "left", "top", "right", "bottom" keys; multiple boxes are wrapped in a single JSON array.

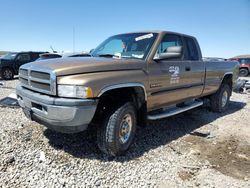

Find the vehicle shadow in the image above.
[
  {"left": 43, "top": 100, "right": 246, "bottom": 161},
  {"left": 0, "top": 76, "right": 19, "bottom": 81}
]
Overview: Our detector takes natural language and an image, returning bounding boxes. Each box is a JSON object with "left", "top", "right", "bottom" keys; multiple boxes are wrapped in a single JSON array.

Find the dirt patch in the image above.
[
  {"left": 178, "top": 170, "right": 196, "bottom": 181},
  {"left": 184, "top": 135, "right": 250, "bottom": 180}
]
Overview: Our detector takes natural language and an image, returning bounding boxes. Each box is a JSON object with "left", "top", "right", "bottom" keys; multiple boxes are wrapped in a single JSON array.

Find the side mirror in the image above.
[{"left": 154, "top": 46, "right": 182, "bottom": 61}]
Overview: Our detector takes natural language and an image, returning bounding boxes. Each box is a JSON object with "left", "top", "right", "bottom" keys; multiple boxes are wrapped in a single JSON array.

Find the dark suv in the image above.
[
  {"left": 228, "top": 58, "right": 250, "bottom": 77},
  {"left": 0, "top": 51, "right": 46, "bottom": 80}
]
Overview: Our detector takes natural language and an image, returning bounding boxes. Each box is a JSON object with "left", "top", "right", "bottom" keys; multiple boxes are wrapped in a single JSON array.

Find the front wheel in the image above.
[
  {"left": 210, "top": 84, "right": 231, "bottom": 112},
  {"left": 97, "top": 102, "right": 137, "bottom": 156},
  {"left": 1, "top": 68, "right": 14, "bottom": 80}
]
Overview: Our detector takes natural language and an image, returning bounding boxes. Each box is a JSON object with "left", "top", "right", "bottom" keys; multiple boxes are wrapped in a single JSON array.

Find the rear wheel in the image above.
[
  {"left": 97, "top": 102, "right": 137, "bottom": 156},
  {"left": 239, "top": 68, "right": 249, "bottom": 77},
  {"left": 1, "top": 68, "right": 14, "bottom": 80},
  {"left": 210, "top": 84, "right": 231, "bottom": 112}
]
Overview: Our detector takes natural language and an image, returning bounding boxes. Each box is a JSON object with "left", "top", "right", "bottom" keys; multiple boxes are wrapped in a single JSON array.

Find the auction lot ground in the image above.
[{"left": 0, "top": 78, "right": 249, "bottom": 188}]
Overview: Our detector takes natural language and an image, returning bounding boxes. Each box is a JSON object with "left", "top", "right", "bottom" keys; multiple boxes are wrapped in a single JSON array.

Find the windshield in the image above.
[
  {"left": 2, "top": 53, "right": 18, "bottom": 60},
  {"left": 91, "top": 33, "right": 157, "bottom": 60}
]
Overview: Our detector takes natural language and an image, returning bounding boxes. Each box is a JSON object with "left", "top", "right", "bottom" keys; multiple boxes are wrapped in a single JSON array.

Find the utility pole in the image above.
[{"left": 73, "top": 27, "right": 75, "bottom": 54}]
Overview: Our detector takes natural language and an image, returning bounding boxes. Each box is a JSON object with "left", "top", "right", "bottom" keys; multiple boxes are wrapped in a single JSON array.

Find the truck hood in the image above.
[
  {"left": 28, "top": 57, "right": 145, "bottom": 76},
  {"left": 0, "top": 59, "right": 12, "bottom": 63},
  {"left": 0, "top": 59, "right": 13, "bottom": 66}
]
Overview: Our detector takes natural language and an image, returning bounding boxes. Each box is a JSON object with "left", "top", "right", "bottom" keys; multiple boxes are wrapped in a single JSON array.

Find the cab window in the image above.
[
  {"left": 240, "top": 59, "right": 250, "bottom": 64},
  {"left": 156, "top": 34, "right": 183, "bottom": 59},
  {"left": 31, "top": 53, "right": 40, "bottom": 61},
  {"left": 17, "top": 54, "right": 31, "bottom": 62},
  {"left": 184, "top": 37, "right": 199, "bottom": 60}
]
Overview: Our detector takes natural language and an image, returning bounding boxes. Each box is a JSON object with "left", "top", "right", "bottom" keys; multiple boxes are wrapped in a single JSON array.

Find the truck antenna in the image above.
[{"left": 50, "top": 46, "right": 57, "bottom": 53}]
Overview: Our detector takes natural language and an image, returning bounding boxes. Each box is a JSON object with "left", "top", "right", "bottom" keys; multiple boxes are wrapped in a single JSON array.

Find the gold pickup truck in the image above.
[{"left": 16, "top": 31, "right": 239, "bottom": 156}]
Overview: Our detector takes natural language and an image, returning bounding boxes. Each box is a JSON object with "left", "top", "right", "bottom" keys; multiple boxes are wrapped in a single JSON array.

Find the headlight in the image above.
[{"left": 57, "top": 85, "right": 93, "bottom": 98}]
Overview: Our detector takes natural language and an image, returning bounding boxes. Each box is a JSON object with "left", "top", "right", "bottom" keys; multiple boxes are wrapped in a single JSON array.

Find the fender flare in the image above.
[
  {"left": 97, "top": 83, "right": 147, "bottom": 101},
  {"left": 221, "top": 72, "right": 233, "bottom": 84}
]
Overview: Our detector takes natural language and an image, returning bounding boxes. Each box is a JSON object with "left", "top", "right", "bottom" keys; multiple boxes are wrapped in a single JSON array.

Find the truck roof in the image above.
[{"left": 117, "top": 30, "right": 195, "bottom": 38}]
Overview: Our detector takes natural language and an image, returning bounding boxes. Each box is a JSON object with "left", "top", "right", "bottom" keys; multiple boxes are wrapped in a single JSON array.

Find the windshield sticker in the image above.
[
  {"left": 132, "top": 54, "right": 144, "bottom": 58},
  {"left": 135, "top": 33, "right": 153, "bottom": 41}
]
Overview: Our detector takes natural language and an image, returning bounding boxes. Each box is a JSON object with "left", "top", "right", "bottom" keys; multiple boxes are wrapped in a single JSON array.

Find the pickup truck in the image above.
[
  {"left": 16, "top": 31, "right": 239, "bottom": 156},
  {"left": 0, "top": 51, "right": 46, "bottom": 80}
]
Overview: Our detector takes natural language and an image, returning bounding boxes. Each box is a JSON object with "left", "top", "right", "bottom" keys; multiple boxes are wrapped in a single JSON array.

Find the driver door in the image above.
[{"left": 147, "top": 34, "right": 191, "bottom": 111}]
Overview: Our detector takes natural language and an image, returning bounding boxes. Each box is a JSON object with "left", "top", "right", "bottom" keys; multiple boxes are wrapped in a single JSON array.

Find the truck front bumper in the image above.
[{"left": 16, "top": 85, "right": 98, "bottom": 133}]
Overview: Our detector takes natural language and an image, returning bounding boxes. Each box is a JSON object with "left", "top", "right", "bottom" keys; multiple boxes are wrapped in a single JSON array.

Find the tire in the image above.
[
  {"left": 239, "top": 68, "right": 249, "bottom": 77},
  {"left": 1, "top": 68, "right": 14, "bottom": 80},
  {"left": 97, "top": 102, "right": 137, "bottom": 156},
  {"left": 210, "top": 84, "right": 231, "bottom": 112}
]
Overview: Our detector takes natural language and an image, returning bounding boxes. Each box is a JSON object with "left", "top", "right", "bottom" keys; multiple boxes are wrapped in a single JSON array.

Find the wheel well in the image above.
[
  {"left": 222, "top": 74, "right": 233, "bottom": 94},
  {"left": 240, "top": 67, "right": 248, "bottom": 70},
  {"left": 93, "top": 87, "right": 147, "bottom": 125}
]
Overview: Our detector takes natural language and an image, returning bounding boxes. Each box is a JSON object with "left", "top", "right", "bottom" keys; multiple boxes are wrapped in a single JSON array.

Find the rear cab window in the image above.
[{"left": 184, "top": 37, "right": 199, "bottom": 61}]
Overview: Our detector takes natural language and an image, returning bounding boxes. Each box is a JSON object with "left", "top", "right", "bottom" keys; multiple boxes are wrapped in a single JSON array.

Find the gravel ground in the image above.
[{"left": 0, "top": 77, "right": 249, "bottom": 188}]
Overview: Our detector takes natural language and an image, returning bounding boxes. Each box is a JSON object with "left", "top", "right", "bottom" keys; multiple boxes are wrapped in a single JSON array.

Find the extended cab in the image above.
[
  {"left": 0, "top": 51, "right": 46, "bottom": 80},
  {"left": 16, "top": 31, "right": 239, "bottom": 156}
]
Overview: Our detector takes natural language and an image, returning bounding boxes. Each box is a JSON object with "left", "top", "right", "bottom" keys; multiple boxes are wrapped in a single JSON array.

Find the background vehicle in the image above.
[
  {"left": 16, "top": 31, "right": 239, "bottom": 156},
  {"left": 228, "top": 57, "right": 250, "bottom": 77},
  {"left": 0, "top": 51, "right": 47, "bottom": 79},
  {"left": 0, "top": 51, "right": 9, "bottom": 58}
]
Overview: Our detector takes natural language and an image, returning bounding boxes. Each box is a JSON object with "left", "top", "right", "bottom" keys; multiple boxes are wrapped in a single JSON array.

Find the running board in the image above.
[{"left": 147, "top": 101, "right": 203, "bottom": 120}]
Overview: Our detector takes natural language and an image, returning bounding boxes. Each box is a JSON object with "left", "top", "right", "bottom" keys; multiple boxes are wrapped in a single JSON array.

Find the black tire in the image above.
[
  {"left": 97, "top": 102, "right": 137, "bottom": 156},
  {"left": 210, "top": 84, "right": 231, "bottom": 112},
  {"left": 1, "top": 68, "right": 14, "bottom": 80},
  {"left": 239, "top": 68, "right": 249, "bottom": 77}
]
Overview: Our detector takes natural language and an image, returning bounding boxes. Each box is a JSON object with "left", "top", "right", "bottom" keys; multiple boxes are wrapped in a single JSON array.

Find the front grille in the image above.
[
  {"left": 19, "top": 77, "right": 29, "bottom": 85},
  {"left": 19, "top": 69, "right": 28, "bottom": 76},
  {"left": 30, "top": 81, "right": 51, "bottom": 91},
  {"left": 30, "top": 71, "right": 50, "bottom": 80},
  {"left": 19, "top": 65, "right": 56, "bottom": 95}
]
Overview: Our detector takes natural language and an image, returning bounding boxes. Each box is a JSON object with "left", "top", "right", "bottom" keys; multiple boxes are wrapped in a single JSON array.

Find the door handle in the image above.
[{"left": 185, "top": 66, "right": 191, "bottom": 71}]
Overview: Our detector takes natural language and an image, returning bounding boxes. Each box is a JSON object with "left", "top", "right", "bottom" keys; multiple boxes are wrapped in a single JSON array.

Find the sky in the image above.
[{"left": 0, "top": 0, "right": 249, "bottom": 58}]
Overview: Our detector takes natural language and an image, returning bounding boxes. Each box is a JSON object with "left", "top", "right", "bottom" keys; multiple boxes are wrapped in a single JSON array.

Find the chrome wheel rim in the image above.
[
  {"left": 221, "top": 91, "right": 228, "bottom": 107},
  {"left": 3, "top": 69, "right": 12, "bottom": 79},
  {"left": 119, "top": 114, "right": 132, "bottom": 144}
]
